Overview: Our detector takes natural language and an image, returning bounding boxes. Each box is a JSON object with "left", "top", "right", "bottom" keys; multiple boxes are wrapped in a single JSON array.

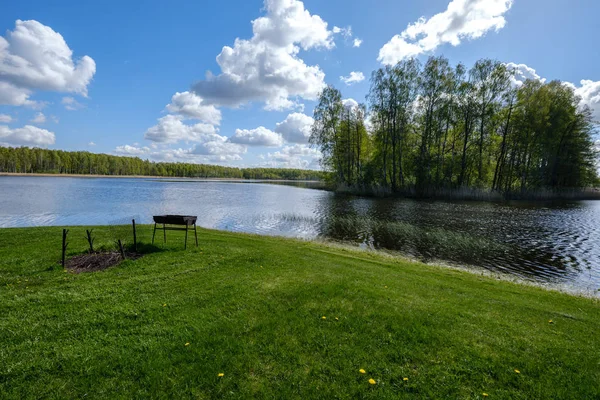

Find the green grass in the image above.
[{"left": 0, "top": 226, "right": 599, "bottom": 399}]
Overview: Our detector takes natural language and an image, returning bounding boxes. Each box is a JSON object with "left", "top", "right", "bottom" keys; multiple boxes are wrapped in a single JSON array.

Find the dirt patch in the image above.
[{"left": 65, "top": 252, "right": 142, "bottom": 273}]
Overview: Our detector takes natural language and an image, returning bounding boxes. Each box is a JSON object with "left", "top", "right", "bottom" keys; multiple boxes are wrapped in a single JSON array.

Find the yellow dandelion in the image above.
[
  {"left": 483, "top": 394, "right": 489, "bottom": 397},
  {"left": 185, "top": 342, "right": 190, "bottom": 346},
  {"left": 163, "top": 304, "right": 167, "bottom": 307},
  {"left": 368, "top": 378, "right": 376, "bottom": 385},
  {"left": 548, "top": 319, "right": 553, "bottom": 323},
  {"left": 403, "top": 377, "right": 409, "bottom": 381},
  {"left": 218, "top": 373, "right": 224, "bottom": 377},
  {"left": 359, "top": 369, "right": 366, "bottom": 374},
  {"left": 514, "top": 369, "right": 520, "bottom": 374},
  {"left": 335, "top": 317, "right": 339, "bottom": 321},
  {"left": 384, "top": 285, "right": 388, "bottom": 288},
  {"left": 322, "top": 316, "right": 326, "bottom": 320}
]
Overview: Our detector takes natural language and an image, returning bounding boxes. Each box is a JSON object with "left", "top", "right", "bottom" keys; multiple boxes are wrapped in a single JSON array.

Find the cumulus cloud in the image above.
[
  {"left": 144, "top": 115, "right": 219, "bottom": 143},
  {"left": 265, "top": 144, "right": 321, "bottom": 169},
  {"left": 191, "top": 0, "right": 333, "bottom": 111},
  {"left": 573, "top": 80, "right": 600, "bottom": 122},
  {"left": 0, "top": 82, "right": 36, "bottom": 107},
  {"left": 0, "top": 114, "right": 12, "bottom": 123},
  {"left": 505, "top": 62, "right": 546, "bottom": 87},
  {"left": 115, "top": 144, "right": 151, "bottom": 155},
  {"left": 165, "top": 91, "right": 222, "bottom": 125},
  {"left": 340, "top": 71, "right": 365, "bottom": 86},
  {"left": 353, "top": 38, "right": 363, "bottom": 48},
  {"left": 30, "top": 112, "right": 46, "bottom": 124},
  {"left": 342, "top": 98, "right": 359, "bottom": 109},
  {"left": 62, "top": 96, "right": 84, "bottom": 110},
  {"left": 507, "top": 62, "right": 600, "bottom": 123},
  {"left": 378, "top": 0, "right": 513, "bottom": 65},
  {"left": 115, "top": 142, "right": 246, "bottom": 163},
  {"left": 274, "top": 112, "right": 313, "bottom": 144},
  {"left": 0, "top": 124, "right": 55, "bottom": 146},
  {"left": 0, "top": 20, "right": 96, "bottom": 106},
  {"left": 229, "top": 126, "right": 284, "bottom": 147},
  {"left": 140, "top": 114, "right": 247, "bottom": 161},
  {"left": 189, "top": 141, "right": 247, "bottom": 161}
]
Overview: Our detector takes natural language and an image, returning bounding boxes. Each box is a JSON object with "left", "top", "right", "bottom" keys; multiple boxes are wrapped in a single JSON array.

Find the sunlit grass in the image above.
[{"left": 0, "top": 226, "right": 598, "bottom": 399}]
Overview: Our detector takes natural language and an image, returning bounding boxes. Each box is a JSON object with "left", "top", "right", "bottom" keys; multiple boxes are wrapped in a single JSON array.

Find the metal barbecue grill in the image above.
[{"left": 152, "top": 215, "right": 198, "bottom": 249}]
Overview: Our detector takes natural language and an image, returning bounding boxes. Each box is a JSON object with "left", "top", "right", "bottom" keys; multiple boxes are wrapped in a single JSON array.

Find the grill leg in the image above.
[
  {"left": 185, "top": 224, "right": 188, "bottom": 250},
  {"left": 152, "top": 223, "right": 156, "bottom": 244},
  {"left": 163, "top": 223, "right": 167, "bottom": 243},
  {"left": 194, "top": 224, "right": 198, "bottom": 247}
]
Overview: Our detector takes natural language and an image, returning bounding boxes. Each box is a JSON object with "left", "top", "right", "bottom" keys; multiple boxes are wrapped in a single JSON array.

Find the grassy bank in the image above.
[{"left": 1, "top": 227, "right": 599, "bottom": 399}]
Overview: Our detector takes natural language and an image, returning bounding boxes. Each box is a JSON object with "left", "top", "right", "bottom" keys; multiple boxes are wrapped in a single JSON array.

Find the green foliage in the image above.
[
  {"left": 0, "top": 147, "right": 327, "bottom": 181},
  {"left": 1, "top": 226, "right": 599, "bottom": 398},
  {"left": 311, "top": 56, "right": 599, "bottom": 194}
]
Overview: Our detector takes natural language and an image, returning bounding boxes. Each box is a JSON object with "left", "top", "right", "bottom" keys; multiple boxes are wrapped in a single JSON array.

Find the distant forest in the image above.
[
  {"left": 311, "top": 56, "right": 599, "bottom": 195},
  {"left": 0, "top": 147, "right": 327, "bottom": 180}
]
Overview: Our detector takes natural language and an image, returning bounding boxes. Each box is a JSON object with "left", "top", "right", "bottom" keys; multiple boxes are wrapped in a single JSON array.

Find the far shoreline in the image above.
[{"left": 0, "top": 172, "right": 324, "bottom": 183}]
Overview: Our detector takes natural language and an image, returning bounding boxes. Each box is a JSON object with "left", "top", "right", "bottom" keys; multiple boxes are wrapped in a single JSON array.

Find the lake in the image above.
[{"left": 1, "top": 176, "right": 599, "bottom": 296}]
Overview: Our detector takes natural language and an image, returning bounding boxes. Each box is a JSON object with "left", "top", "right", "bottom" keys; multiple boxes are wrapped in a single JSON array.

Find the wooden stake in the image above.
[
  {"left": 132, "top": 219, "right": 137, "bottom": 252},
  {"left": 118, "top": 239, "right": 126, "bottom": 260},
  {"left": 85, "top": 229, "right": 95, "bottom": 253},
  {"left": 62, "top": 229, "right": 69, "bottom": 269}
]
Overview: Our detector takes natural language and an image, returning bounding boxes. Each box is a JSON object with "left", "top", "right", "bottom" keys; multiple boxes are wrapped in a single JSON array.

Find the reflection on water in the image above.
[{"left": 1, "top": 176, "right": 599, "bottom": 295}]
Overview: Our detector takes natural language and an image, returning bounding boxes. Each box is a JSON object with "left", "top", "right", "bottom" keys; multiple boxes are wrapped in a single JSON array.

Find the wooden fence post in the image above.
[
  {"left": 132, "top": 219, "right": 137, "bottom": 252},
  {"left": 62, "top": 229, "right": 69, "bottom": 269},
  {"left": 118, "top": 239, "right": 126, "bottom": 260}
]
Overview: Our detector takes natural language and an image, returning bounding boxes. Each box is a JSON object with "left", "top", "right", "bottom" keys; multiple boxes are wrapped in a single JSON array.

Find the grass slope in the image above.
[{"left": 0, "top": 227, "right": 599, "bottom": 399}]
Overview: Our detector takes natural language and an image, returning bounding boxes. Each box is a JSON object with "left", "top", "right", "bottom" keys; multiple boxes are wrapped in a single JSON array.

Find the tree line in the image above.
[
  {"left": 311, "top": 57, "right": 599, "bottom": 196},
  {"left": 0, "top": 147, "right": 327, "bottom": 181}
]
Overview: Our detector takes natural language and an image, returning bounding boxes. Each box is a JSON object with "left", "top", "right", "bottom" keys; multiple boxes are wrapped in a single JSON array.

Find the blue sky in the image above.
[{"left": 1, "top": 0, "right": 599, "bottom": 169}]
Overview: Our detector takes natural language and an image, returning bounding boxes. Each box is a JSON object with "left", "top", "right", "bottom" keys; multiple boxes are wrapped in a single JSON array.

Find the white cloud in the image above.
[
  {"left": 165, "top": 91, "right": 222, "bottom": 125},
  {"left": 342, "top": 98, "right": 359, "bottom": 109},
  {"left": 229, "top": 126, "right": 284, "bottom": 147},
  {"left": 0, "top": 114, "right": 12, "bottom": 123},
  {"left": 61, "top": 96, "right": 84, "bottom": 110},
  {"left": 274, "top": 112, "right": 314, "bottom": 144},
  {"left": 340, "top": 71, "right": 365, "bottom": 86},
  {"left": 88, "top": 141, "right": 96, "bottom": 146},
  {"left": 265, "top": 143, "right": 321, "bottom": 169},
  {"left": 30, "top": 112, "right": 46, "bottom": 124},
  {"left": 144, "top": 115, "right": 219, "bottom": 143},
  {"left": 507, "top": 62, "right": 600, "bottom": 123},
  {"left": 0, "top": 82, "right": 36, "bottom": 107},
  {"left": 189, "top": 141, "right": 247, "bottom": 161},
  {"left": 573, "top": 80, "right": 600, "bottom": 122},
  {"left": 505, "top": 62, "right": 546, "bottom": 87},
  {"left": 116, "top": 142, "right": 246, "bottom": 163},
  {"left": 378, "top": 0, "right": 513, "bottom": 65},
  {"left": 0, "top": 124, "right": 55, "bottom": 146},
  {"left": 353, "top": 38, "right": 363, "bottom": 48},
  {"left": 191, "top": 0, "right": 333, "bottom": 111},
  {"left": 0, "top": 20, "right": 96, "bottom": 106},
  {"left": 140, "top": 113, "right": 247, "bottom": 161},
  {"left": 333, "top": 26, "right": 352, "bottom": 38},
  {"left": 115, "top": 144, "right": 151, "bottom": 155}
]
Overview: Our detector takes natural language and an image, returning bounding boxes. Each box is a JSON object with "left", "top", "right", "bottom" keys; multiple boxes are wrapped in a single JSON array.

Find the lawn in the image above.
[{"left": 0, "top": 226, "right": 598, "bottom": 399}]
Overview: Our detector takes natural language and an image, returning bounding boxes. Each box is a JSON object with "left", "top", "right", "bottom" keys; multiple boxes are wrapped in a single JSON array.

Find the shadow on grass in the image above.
[{"left": 132, "top": 242, "right": 165, "bottom": 255}]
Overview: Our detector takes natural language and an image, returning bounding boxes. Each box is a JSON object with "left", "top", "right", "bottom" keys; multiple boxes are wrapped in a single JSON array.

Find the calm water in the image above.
[{"left": 1, "top": 176, "right": 599, "bottom": 295}]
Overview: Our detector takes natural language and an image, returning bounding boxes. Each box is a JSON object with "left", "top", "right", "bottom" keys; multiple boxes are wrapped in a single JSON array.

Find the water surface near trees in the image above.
[{"left": 1, "top": 176, "right": 598, "bottom": 295}]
